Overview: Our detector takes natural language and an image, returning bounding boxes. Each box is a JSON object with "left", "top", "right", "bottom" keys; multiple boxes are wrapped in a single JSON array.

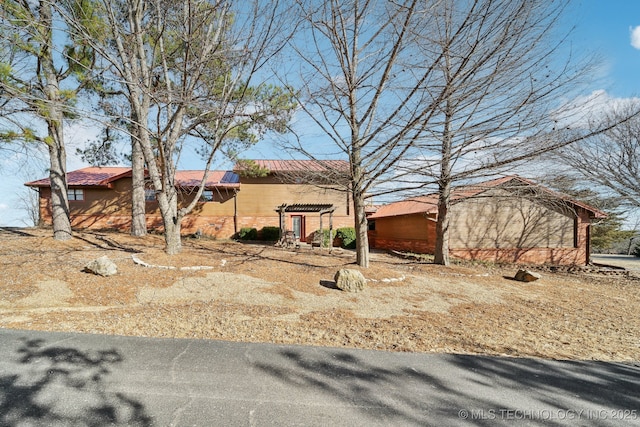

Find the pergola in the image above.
[{"left": 275, "top": 203, "right": 337, "bottom": 249}]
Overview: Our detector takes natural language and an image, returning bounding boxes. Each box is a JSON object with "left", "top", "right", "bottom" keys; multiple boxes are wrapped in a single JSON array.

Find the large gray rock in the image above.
[
  {"left": 334, "top": 269, "right": 366, "bottom": 292},
  {"left": 84, "top": 256, "right": 118, "bottom": 277},
  {"left": 515, "top": 269, "right": 541, "bottom": 282}
]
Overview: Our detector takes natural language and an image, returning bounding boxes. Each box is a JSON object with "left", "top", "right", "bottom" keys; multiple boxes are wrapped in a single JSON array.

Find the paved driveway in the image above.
[
  {"left": 592, "top": 254, "right": 640, "bottom": 272},
  {"left": 1, "top": 329, "right": 639, "bottom": 426}
]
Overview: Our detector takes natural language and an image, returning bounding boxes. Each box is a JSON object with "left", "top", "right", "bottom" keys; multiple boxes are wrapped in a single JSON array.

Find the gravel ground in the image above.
[{"left": 1, "top": 227, "right": 639, "bottom": 361}]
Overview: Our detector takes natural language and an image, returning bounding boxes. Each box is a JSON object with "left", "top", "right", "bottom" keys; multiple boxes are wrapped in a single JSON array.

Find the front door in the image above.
[{"left": 292, "top": 215, "right": 305, "bottom": 239}]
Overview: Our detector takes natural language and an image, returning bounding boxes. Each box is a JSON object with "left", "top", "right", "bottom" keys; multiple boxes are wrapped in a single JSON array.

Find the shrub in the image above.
[
  {"left": 312, "top": 229, "right": 332, "bottom": 247},
  {"left": 335, "top": 227, "right": 356, "bottom": 249},
  {"left": 260, "top": 226, "right": 281, "bottom": 241},
  {"left": 633, "top": 244, "right": 640, "bottom": 258},
  {"left": 238, "top": 227, "right": 258, "bottom": 240}
]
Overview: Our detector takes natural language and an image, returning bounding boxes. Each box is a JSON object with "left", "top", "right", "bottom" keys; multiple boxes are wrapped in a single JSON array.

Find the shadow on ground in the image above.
[
  {"left": 255, "top": 349, "right": 640, "bottom": 426},
  {"left": 0, "top": 337, "right": 151, "bottom": 426}
]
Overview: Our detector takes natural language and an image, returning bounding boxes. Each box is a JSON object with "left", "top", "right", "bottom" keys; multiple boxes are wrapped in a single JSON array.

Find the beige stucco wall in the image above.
[
  {"left": 368, "top": 188, "right": 593, "bottom": 265},
  {"left": 449, "top": 188, "right": 575, "bottom": 249}
]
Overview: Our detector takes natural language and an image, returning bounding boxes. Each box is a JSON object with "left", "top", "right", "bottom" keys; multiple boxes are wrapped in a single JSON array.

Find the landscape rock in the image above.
[
  {"left": 84, "top": 256, "right": 118, "bottom": 277},
  {"left": 515, "top": 269, "right": 541, "bottom": 282},
  {"left": 334, "top": 269, "right": 366, "bottom": 292}
]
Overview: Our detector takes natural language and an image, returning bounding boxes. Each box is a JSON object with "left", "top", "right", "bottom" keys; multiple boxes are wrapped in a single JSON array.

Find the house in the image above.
[
  {"left": 233, "top": 160, "right": 353, "bottom": 241},
  {"left": 367, "top": 176, "right": 607, "bottom": 265},
  {"left": 25, "top": 160, "right": 354, "bottom": 242}
]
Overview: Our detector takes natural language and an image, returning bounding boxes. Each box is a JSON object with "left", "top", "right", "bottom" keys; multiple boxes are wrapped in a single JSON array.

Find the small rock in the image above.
[
  {"left": 515, "top": 269, "right": 541, "bottom": 282},
  {"left": 84, "top": 256, "right": 118, "bottom": 277},
  {"left": 334, "top": 269, "right": 366, "bottom": 292}
]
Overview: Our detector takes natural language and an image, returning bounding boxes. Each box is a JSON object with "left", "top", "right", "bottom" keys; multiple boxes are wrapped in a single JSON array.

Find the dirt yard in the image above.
[{"left": 1, "top": 227, "right": 639, "bottom": 362}]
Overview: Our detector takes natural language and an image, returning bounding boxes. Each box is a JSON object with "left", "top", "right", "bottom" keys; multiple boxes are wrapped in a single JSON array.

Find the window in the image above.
[
  {"left": 145, "top": 189, "right": 156, "bottom": 201},
  {"left": 67, "top": 189, "right": 84, "bottom": 201},
  {"left": 200, "top": 190, "right": 214, "bottom": 202}
]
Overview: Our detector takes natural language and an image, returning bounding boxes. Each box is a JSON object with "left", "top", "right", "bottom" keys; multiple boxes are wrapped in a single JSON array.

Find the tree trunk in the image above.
[
  {"left": 433, "top": 181, "right": 451, "bottom": 265},
  {"left": 156, "top": 188, "right": 182, "bottom": 255},
  {"left": 434, "top": 94, "right": 453, "bottom": 265},
  {"left": 40, "top": 2, "right": 71, "bottom": 241},
  {"left": 353, "top": 188, "right": 370, "bottom": 268},
  {"left": 130, "top": 136, "right": 147, "bottom": 236},
  {"left": 163, "top": 211, "right": 182, "bottom": 255},
  {"left": 354, "top": 198, "right": 369, "bottom": 268},
  {"left": 47, "top": 136, "right": 72, "bottom": 241}
]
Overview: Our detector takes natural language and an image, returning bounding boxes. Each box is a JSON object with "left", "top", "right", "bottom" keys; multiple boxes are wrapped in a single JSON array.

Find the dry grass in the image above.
[{"left": 1, "top": 227, "right": 639, "bottom": 361}]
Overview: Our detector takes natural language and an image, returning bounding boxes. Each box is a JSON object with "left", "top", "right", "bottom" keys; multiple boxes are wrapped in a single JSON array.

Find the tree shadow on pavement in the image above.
[
  {"left": 253, "top": 348, "right": 450, "bottom": 426},
  {"left": 0, "top": 338, "right": 152, "bottom": 426},
  {"left": 254, "top": 349, "right": 640, "bottom": 426},
  {"left": 448, "top": 354, "right": 640, "bottom": 413}
]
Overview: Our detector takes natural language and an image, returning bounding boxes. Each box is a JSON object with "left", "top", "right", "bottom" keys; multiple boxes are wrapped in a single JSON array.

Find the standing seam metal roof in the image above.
[
  {"left": 368, "top": 176, "right": 607, "bottom": 219},
  {"left": 25, "top": 167, "right": 240, "bottom": 188}
]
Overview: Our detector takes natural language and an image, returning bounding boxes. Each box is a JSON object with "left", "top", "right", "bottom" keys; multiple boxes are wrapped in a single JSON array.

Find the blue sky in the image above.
[
  {"left": 571, "top": 0, "right": 640, "bottom": 97},
  {"left": 1, "top": 0, "right": 640, "bottom": 226}
]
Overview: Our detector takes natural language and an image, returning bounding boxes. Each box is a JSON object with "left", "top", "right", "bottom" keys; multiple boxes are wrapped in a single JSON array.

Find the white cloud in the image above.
[
  {"left": 552, "top": 89, "right": 640, "bottom": 129},
  {"left": 0, "top": 203, "right": 8, "bottom": 211},
  {"left": 630, "top": 26, "right": 640, "bottom": 50}
]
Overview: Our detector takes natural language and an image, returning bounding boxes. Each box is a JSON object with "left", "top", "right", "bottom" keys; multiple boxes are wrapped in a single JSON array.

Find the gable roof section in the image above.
[
  {"left": 25, "top": 167, "right": 132, "bottom": 188},
  {"left": 368, "top": 176, "right": 607, "bottom": 220},
  {"left": 236, "top": 159, "right": 350, "bottom": 173},
  {"left": 175, "top": 170, "right": 240, "bottom": 188},
  {"left": 26, "top": 167, "right": 240, "bottom": 189}
]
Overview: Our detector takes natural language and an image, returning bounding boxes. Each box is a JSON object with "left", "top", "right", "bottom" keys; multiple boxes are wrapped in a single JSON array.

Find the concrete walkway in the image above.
[{"left": 1, "top": 329, "right": 639, "bottom": 426}]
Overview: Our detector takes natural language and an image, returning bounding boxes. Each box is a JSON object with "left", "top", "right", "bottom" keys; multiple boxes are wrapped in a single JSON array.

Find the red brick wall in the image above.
[
  {"left": 367, "top": 235, "right": 435, "bottom": 254},
  {"left": 37, "top": 184, "right": 355, "bottom": 240},
  {"left": 448, "top": 247, "right": 586, "bottom": 265}
]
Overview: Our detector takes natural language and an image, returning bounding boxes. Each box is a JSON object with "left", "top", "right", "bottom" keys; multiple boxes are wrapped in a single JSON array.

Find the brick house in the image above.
[
  {"left": 367, "top": 176, "right": 607, "bottom": 265},
  {"left": 25, "top": 160, "right": 354, "bottom": 241}
]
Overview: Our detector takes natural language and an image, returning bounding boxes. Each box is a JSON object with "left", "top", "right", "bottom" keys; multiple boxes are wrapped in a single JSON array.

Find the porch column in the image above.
[
  {"left": 276, "top": 205, "right": 286, "bottom": 240},
  {"left": 319, "top": 213, "right": 323, "bottom": 249}
]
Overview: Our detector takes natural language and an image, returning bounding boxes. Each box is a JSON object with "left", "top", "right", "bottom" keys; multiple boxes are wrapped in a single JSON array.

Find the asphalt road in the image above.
[{"left": 0, "top": 329, "right": 639, "bottom": 426}]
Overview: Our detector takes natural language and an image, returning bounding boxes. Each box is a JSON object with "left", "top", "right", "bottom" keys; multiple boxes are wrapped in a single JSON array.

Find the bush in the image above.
[
  {"left": 312, "top": 229, "right": 332, "bottom": 247},
  {"left": 238, "top": 227, "right": 258, "bottom": 240},
  {"left": 335, "top": 227, "right": 356, "bottom": 249},
  {"left": 260, "top": 226, "right": 281, "bottom": 241},
  {"left": 633, "top": 244, "right": 640, "bottom": 258}
]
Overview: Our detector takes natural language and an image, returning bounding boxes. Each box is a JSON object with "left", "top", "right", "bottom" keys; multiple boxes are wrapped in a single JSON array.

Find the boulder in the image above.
[
  {"left": 84, "top": 256, "right": 118, "bottom": 277},
  {"left": 515, "top": 269, "right": 541, "bottom": 282},
  {"left": 334, "top": 269, "right": 366, "bottom": 292}
]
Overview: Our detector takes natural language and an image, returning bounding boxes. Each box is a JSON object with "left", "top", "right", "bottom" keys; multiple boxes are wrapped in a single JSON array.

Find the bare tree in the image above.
[
  {"left": 397, "top": 0, "right": 635, "bottom": 265},
  {"left": 16, "top": 188, "right": 40, "bottom": 227},
  {"left": 63, "top": 0, "right": 295, "bottom": 254},
  {"left": 281, "top": 0, "right": 447, "bottom": 267},
  {"left": 556, "top": 99, "right": 640, "bottom": 208},
  {"left": 0, "top": 1, "right": 95, "bottom": 240}
]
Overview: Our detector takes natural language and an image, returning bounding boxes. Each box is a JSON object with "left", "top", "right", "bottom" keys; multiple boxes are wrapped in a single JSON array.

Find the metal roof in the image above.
[
  {"left": 25, "top": 167, "right": 240, "bottom": 189},
  {"left": 175, "top": 170, "right": 240, "bottom": 188},
  {"left": 368, "top": 176, "right": 607, "bottom": 220},
  {"left": 236, "top": 159, "right": 349, "bottom": 173},
  {"left": 25, "top": 167, "right": 131, "bottom": 188}
]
